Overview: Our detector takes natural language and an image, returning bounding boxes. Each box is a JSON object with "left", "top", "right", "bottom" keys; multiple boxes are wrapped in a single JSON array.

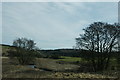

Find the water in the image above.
[
  {"left": 27, "top": 64, "right": 36, "bottom": 68},
  {"left": 27, "top": 65, "right": 46, "bottom": 71}
]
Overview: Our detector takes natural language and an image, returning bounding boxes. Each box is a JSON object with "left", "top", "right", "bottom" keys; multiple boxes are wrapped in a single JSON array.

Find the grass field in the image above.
[
  {"left": 2, "top": 57, "right": 119, "bottom": 79},
  {"left": 1, "top": 45, "right": 119, "bottom": 78},
  {"left": 57, "top": 56, "right": 82, "bottom": 62}
]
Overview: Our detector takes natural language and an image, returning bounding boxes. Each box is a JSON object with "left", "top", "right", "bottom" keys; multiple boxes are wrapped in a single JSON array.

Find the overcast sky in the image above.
[{"left": 2, "top": 2, "right": 118, "bottom": 49}]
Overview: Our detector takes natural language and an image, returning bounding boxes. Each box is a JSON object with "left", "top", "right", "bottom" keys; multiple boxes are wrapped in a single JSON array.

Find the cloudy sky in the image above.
[{"left": 2, "top": 2, "right": 118, "bottom": 49}]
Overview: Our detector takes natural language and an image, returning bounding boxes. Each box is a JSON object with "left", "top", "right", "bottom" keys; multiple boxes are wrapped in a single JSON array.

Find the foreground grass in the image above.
[
  {"left": 2, "top": 57, "right": 119, "bottom": 78},
  {"left": 3, "top": 64, "right": 117, "bottom": 78},
  {"left": 48, "top": 72, "right": 116, "bottom": 78}
]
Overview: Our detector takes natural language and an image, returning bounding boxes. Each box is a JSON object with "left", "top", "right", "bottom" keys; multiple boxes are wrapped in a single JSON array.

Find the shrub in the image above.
[
  {"left": 12, "top": 38, "right": 36, "bottom": 65},
  {"left": 50, "top": 54, "right": 60, "bottom": 59}
]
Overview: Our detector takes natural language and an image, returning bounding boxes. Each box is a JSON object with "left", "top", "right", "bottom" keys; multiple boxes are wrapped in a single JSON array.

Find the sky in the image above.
[{"left": 2, "top": 2, "right": 118, "bottom": 49}]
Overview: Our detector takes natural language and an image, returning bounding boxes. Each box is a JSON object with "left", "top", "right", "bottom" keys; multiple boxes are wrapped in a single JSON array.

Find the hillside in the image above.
[
  {"left": 1, "top": 44, "right": 119, "bottom": 58},
  {"left": 0, "top": 44, "right": 16, "bottom": 56},
  {"left": 1, "top": 44, "right": 82, "bottom": 57}
]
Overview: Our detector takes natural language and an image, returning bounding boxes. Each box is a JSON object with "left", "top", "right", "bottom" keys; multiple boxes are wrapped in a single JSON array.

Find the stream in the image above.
[
  {"left": 27, "top": 64, "right": 46, "bottom": 71},
  {"left": 27, "top": 64, "right": 36, "bottom": 68}
]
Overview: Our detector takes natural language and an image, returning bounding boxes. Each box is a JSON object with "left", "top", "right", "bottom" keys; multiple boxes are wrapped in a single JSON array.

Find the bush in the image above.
[
  {"left": 15, "top": 49, "right": 36, "bottom": 65},
  {"left": 33, "top": 51, "right": 45, "bottom": 58},
  {"left": 50, "top": 54, "right": 60, "bottom": 59},
  {"left": 12, "top": 38, "right": 36, "bottom": 65}
]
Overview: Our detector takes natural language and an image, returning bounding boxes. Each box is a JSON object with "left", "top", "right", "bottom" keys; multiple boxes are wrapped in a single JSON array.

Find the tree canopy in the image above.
[{"left": 76, "top": 22, "right": 120, "bottom": 53}]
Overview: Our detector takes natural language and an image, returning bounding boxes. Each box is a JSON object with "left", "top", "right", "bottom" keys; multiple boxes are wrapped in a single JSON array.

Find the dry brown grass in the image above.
[
  {"left": 35, "top": 58, "right": 79, "bottom": 71},
  {"left": 47, "top": 72, "right": 116, "bottom": 78},
  {"left": 2, "top": 57, "right": 119, "bottom": 79}
]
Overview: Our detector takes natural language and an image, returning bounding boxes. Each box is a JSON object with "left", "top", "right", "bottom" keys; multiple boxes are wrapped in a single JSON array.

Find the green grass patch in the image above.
[{"left": 56, "top": 56, "right": 82, "bottom": 62}]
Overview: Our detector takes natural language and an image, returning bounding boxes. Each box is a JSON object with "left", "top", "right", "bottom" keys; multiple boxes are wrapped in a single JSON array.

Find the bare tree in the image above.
[
  {"left": 76, "top": 22, "right": 120, "bottom": 71},
  {"left": 13, "top": 37, "right": 36, "bottom": 65}
]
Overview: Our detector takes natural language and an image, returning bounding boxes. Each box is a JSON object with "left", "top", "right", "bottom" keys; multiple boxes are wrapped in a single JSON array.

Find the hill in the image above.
[
  {"left": 1, "top": 44, "right": 84, "bottom": 57},
  {"left": 0, "top": 44, "right": 16, "bottom": 56}
]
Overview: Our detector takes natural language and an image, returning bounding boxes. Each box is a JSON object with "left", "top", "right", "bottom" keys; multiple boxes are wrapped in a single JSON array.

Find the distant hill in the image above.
[
  {"left": 40, "top": 48, "right": 88, "bottom": 57},
  {"left": 1, "top": 44, "right": 89, "bottom": 57}
]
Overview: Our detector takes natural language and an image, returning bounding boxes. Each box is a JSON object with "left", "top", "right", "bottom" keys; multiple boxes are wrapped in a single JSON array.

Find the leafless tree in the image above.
[
  {"left": 13, "top": 37, "right": 36, "bottom": 65},
  {"left": 76, "top": 22, "right": 120, "bottom": 71}
]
